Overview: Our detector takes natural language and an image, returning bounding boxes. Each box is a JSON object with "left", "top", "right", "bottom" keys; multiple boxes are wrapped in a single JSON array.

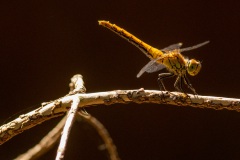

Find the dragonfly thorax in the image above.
[
  {"left": 159, "top": 51, "right": 187, "bottom": 76},
  {"left": 187, "top": 59, "right": 201, "bottom": 76}
]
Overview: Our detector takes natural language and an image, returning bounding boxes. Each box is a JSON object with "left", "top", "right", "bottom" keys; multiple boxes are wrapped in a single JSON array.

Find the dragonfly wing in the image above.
[
  {"left": 145, "top": 62, "right": 166, "bottom": 73},
  {"left": 180, "top": 41, "right": 210, "bottom": 52},
  {"left": 162, "top": 43, "right": 183, "bottom": 52},
  {"left": 137, "top": 60, "right": 166, "bottom": 78}
]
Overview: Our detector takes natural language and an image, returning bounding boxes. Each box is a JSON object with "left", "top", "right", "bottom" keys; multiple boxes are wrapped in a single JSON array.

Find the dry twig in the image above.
[
  {"left": 77, "top": 112, "right": 120, "bottom": 160},
  {"left": 56, "top": 74, "right": 86, "bottom": 160},
  {"left": 1, "top": 84, "right": 240, "bottom": 146},
  {"left": 15, "top": 116, "right": 67, "bottom": 160},
  {"left": 55, "top": 96, "right": 80, "bottom": 160}
]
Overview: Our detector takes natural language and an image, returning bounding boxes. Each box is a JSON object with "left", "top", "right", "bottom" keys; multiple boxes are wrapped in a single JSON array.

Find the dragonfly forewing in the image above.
[
  {"left": 162, "top": 43, "right": 183, "bottom": 52},
  {"left": 180, "top": 41, "right": 210, "bottom": 52}
]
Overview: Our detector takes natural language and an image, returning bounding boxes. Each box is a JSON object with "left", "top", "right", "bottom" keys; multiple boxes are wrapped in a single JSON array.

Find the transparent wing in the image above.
[
  {"left": 162, "top": 43, "right": 183, "bottom": 52},
  {"left": 180, "top": 41, "right": 210, "bottom": 52},
  {"left": 137, "top": 59, "right": 166, "bottom": 78}
]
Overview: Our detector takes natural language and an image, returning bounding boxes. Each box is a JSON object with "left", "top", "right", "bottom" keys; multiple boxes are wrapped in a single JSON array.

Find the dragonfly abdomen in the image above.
[{"left": 99, "top": 20, "right": 163, "bottom": 60}]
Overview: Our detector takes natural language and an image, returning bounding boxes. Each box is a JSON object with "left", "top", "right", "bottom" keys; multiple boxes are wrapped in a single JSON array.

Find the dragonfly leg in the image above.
[
  {"left": 174, "top": 76, "right": 184, "bottom": 93},
  {"left": 174, "top": 76, "right": 191, "bottom": 98},
  {"left": 157, "top": 73, "right": 174, "bottom": 91},
  {"left": 183, "top": 75, "right": 197, "bottom": 95},
  {"left": 180, "top": 77, "right": 184, "bottom": 93}
]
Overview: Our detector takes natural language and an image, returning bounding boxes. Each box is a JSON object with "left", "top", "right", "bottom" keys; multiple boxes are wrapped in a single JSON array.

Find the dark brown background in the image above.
[{"left": 1, "top": 0, "right": 240, "bottom": 159}]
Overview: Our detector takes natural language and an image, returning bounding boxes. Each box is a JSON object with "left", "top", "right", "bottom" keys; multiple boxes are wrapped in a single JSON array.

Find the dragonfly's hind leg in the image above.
[
  {"left": 157, "top": 73, "right": 174, "bottom": 91},
  {"left": 174, "top": 76, "right": 184, "bottom": 93},
  {"left": 183, "top": 75, "right": 198, "bottom": 95}
]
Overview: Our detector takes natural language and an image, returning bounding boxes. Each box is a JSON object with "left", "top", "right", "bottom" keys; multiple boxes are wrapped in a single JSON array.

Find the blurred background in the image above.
[{"left": 0, "top": 0, "right": 240, "bottom": 159}]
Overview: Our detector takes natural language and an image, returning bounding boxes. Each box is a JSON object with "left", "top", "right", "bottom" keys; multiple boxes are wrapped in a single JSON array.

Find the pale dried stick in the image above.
[
  {"left": 1, "top": 89, "right": 240, "bottom": 145},
  {"left": 55, "top": 74, "right": 86, "bottom": 160},
  {"left": 55, "top": 96, "right": 80, "bottom": 160},
  {"left": 78, "top": 112, "right": 120, "bottom": 160},
  {"left": 15, "top": 116, "right": 67, "bottom": 160}
]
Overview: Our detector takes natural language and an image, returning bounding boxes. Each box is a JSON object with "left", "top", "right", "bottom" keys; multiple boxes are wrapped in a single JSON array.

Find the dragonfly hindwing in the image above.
[{"left": 137, "top": 60, "right": 166, "bottom": 78}]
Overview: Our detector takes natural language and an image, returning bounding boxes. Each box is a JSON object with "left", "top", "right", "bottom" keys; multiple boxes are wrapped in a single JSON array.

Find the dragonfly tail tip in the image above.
[{"left": 98, "top": 20, "right": 109, "bottom": 25}]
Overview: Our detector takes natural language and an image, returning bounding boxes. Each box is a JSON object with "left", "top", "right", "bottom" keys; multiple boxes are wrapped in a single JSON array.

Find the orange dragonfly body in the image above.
[{"left": 99, "top": 20, "right": 209, "bottom": 94}]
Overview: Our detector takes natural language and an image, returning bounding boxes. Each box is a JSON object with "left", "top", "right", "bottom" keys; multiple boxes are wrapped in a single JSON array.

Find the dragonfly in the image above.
[{"left": 98, "top": 20, "right": 209, "bottom": 94}]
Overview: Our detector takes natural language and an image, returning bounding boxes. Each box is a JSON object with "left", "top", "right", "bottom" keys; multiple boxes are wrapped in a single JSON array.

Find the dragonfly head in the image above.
[{"left": 187, "top": 59, "right": 201, "bottom": 76}]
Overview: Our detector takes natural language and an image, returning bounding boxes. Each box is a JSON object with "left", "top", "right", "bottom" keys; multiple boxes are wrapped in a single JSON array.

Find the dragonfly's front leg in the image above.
[
  {"left": 183, "top": 75, "right": 197, "bottom": 95},
  {"left": 157, "top": 73, "right": 174, "bottom": 91}
]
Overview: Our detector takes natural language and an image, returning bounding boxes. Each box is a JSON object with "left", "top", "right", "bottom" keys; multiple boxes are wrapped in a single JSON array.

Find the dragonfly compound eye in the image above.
[{"left": 187, "top": 59, "right": 201, "bottom": 76}]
